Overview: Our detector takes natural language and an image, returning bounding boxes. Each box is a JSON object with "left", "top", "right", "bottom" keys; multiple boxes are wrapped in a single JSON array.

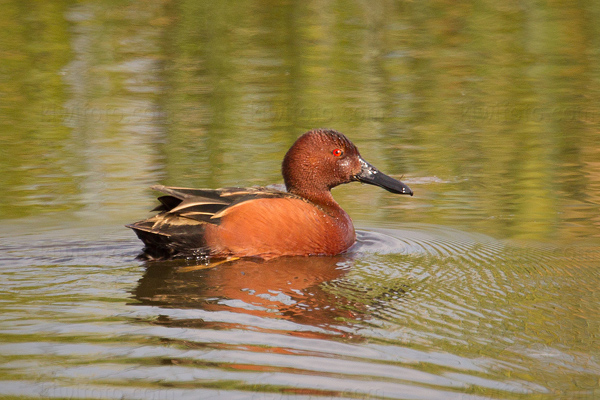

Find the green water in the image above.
[{"left": 1, "top": 1, "right": 599, "bottom": 399}]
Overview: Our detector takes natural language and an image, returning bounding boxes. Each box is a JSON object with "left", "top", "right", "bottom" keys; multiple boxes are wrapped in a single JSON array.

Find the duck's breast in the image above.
[{"left": 204, "top": 197, "right": 356, "bottom": 258}]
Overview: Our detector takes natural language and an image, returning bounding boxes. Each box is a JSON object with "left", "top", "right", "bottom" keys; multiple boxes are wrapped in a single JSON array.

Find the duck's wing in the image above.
[
  {"left": 147, "top": 185, "right": 293, "bottom": 222},
  {"left": 126, "top": 185, "right": 294, "bottom": 260}
]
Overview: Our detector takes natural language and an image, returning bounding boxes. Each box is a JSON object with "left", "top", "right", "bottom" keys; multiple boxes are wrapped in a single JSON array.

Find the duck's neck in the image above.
[{"left": 290, "top": 187, "right": 346, "bottom": 217}]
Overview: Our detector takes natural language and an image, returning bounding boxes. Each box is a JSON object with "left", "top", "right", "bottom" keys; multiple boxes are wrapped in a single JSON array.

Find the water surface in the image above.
[{"left": 1, "top": 1, "right": 599, "bottom": 399}]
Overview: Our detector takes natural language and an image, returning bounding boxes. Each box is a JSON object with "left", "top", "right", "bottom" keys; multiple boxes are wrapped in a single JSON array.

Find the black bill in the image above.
[{"left": 354, "top": 158, "right": 413, "bottom": 196}]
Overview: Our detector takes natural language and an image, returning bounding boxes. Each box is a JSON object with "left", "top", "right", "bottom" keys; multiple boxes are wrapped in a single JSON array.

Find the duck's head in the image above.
[{"left": 282, "top": 129, "right": 413, "bottom": 201}]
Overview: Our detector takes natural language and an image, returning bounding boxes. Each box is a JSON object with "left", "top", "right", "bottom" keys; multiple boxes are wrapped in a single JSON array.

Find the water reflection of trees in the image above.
[{"left": 1, "top": 0, "right": 599, "bottom": 239}]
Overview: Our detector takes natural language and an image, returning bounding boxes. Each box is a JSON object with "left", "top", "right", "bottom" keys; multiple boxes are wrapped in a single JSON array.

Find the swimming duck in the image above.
[{"left": 127, "top": 129, "right": 412, "bottom": 260}]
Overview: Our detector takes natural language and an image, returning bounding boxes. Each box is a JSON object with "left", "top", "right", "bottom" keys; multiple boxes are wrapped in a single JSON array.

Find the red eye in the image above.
[{"left": 332, "top": 148, "right": 343, "bottom": 157}]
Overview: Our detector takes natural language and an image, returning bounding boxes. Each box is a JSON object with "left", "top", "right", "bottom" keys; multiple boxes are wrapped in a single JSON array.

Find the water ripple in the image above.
[{"left": 1, "top": 223, "right": 599, "bottom": 398}]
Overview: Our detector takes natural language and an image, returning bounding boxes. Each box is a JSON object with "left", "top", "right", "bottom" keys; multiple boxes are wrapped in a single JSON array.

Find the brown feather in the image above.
[{"left": 127, "top": 185, "right": 306, "bottom": 260}]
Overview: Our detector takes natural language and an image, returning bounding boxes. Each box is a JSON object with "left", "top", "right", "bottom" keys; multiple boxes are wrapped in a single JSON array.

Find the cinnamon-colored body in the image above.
[{"left": 204, "top": 197, "right": 355, "bottom": 258}]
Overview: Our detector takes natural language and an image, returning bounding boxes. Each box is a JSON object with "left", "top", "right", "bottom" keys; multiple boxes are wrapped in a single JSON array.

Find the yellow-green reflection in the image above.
[{"left": 0, "top": 0, "right": 599, "bottom": 242}]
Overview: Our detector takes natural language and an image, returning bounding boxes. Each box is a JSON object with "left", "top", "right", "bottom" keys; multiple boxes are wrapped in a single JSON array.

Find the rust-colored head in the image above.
[{"left": 282, "top": 129, "right": 413, "bottom": 204}]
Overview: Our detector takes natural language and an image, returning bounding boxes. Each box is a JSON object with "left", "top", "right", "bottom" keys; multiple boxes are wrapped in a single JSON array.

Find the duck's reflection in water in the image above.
[{"left": 133, "top": 256, "right": 366, "bottom": 337}]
